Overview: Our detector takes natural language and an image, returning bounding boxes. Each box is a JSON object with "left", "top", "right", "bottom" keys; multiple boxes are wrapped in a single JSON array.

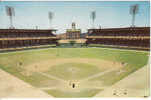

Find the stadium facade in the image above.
[{"left": 57, "top": 22, "right": 81, "bottom": 39}]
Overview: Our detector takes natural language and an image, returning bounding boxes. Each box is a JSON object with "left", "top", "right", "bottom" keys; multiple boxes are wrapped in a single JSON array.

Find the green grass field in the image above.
[{"left": 0, "top": 47, "right": 149, "bottom": 97}]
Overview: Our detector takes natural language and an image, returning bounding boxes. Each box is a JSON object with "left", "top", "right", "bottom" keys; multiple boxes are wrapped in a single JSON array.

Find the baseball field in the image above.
[{"left": 0, "top": 47, "right": 149, "bottom": 97}]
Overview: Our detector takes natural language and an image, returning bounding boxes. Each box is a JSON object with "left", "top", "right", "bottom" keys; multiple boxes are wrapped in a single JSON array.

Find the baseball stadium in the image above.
[{"left": 0, "top": 1, "right": 150, "bottom": 98}]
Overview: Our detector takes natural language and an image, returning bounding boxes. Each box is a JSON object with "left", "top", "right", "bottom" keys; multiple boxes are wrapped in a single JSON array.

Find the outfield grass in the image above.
[{"left": 0, "top": 48, "right": 149, "bottom": 97}]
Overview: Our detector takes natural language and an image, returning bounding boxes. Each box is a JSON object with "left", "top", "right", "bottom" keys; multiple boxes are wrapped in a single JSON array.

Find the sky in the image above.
[{"left": 0, "top": 1, "right": 150, "bottom": 34}]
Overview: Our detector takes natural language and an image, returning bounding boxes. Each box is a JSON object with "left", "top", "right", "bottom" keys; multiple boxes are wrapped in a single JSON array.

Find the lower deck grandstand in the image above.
[
  {"left": 86, "top": 27, "right": 150, "bottom": 50},
  {"left": 0, "top": 29, "right": 58, "bottom": 49}
]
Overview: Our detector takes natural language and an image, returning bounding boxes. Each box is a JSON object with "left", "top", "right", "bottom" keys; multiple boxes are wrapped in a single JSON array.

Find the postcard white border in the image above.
[{"left": 0, "top": 0, "right": 150, "bottom": 100}]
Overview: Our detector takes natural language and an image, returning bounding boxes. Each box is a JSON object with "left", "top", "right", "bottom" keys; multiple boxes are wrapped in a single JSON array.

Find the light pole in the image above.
[
  {"left": 48, "top": 11, "right": 54, "bottom": 29},
  {"left": 6, "top": 6, "right": 15, "bottom": 29},
  {"left": 90, "top": 11, "right": 96, "bottom": 29},
  {"left": 130, "top": 4, "right": 139, "bottom": 27}
]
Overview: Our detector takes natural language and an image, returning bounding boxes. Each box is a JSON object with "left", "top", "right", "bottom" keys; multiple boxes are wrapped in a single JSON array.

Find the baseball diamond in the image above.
[{"left": 0, "top": 1, "right": 150, "bottom": 98}]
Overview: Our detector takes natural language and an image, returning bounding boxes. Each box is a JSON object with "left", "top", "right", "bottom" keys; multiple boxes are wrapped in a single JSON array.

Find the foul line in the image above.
[
  {"left": 81, "top": 68, "right": 119, "bottom": 82},
  {"left": 38, "top": 72, "right": 66, "bottom": 83}
]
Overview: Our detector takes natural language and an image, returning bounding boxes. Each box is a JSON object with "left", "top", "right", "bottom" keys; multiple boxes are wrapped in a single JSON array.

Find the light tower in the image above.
[
  {"left": 6, "top": 6, "right": 15, "bottom": 29},
  {"left": 90, "top": 11, "right": 96, "bottom": 28},
  {"left": 130, "top": 4, "right": 139, "bottom": 27},
  {"left": 48, "top": 11, "right": 54, "bottom": 29}
]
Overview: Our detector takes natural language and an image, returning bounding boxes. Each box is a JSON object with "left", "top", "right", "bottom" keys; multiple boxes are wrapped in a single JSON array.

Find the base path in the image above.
[
  {"left": 0, "top": 69, "right": 52, "bottom": 98},
  {"left": 39, "top": 72, "right": 66, "bottom": 82},
  {"left": 81, "top": 67, "right": 119, "bottom": 82}
]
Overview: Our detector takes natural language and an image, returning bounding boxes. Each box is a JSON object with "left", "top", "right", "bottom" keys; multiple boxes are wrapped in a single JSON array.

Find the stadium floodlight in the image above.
[
  {"left": 130, "top": 4, "right": 139, "bottom": 27},
  {"left": 48, "top": 11, "right": 54, "bottom": 29},
  {"left": 6, "top": 6, "right": 15, "bottom": 29},
  {"left": 90, "top": 11, "right": 96, "bottom": 28}
]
